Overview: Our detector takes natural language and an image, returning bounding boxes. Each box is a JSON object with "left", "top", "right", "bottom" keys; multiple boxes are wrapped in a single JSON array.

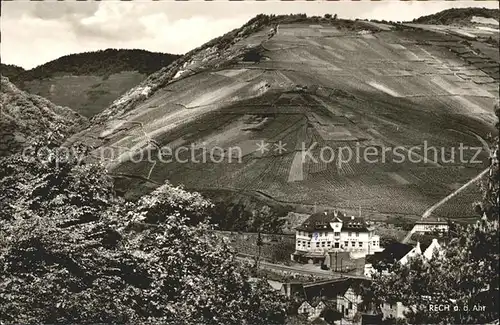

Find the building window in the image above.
[
  {"left": 297, "top": 242, "right": 301, "bottom": 246},
  {"left": 348, "top": 232, "right": 352, "bottom": 237},
  {"left": 327, "top": 241, "right": 331, "bottom": 247},
  {"left": 344, "top": 241, "right": 348, "bottom": 247},
  {"left": 321, "top": 242, "right": 325, "bottom": 247},
  {"left": 349, "top": 302, "right": 353, "bottom": 309},
  {"left": 334, "top": 232, "right": 340, "bottom": 237},
  {"left": 356, "top": 232, "right": 359, "bottom": 237},
  {"left": 359, "top": 242, "right": 363, "bottom": 247},
  {"left": 351, "top": 241, "right": 355, "bottom": 247},
  {"left": 316, "top": 242, "right": 319, "bottom": 247},
  {"left": 309, "top": 233, "right": 312, "bottom": 238},
  {"left": 334, "top": 242, "right": 340, "bottom": 248}
]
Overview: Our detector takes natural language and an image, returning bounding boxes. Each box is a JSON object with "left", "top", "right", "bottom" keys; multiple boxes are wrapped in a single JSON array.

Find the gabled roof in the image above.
[
  {"left": 385, "top": 243, "right": 414, "bottom": 261},
  {"left": 296, "top": 211, "right": 372, "bottom": 232},
  {"left": 310, "top": 300, "right": 326, "bottom": 308},
  {"left": 322, "top": 300, "right": 337, "bottom": 309},
  {"left": 321, "top": 308, "right": 344, "bottom": 321},
  {"left": 296, "top": 211, "right": 346, "bottom": 232},
  {"left": 366, "top": 243, "right": 414, "bottom": 265},
  {"left": 340, "top": 215, "right": 370, "bottom": 232},
  {"left": 303, "top": 278, "right": 351, "bottom": 300},
  {"left": 303, "top": 278, "right": 371, "bottom": 308}
]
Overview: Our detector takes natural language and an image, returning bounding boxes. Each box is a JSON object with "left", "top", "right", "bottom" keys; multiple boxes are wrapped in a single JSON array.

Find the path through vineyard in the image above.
[{"left": 402, "top": 167, "right": 490, "bottom": 243}]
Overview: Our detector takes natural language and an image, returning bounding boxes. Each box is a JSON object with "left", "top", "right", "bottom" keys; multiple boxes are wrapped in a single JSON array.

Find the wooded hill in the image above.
[{"left": 9, "top": 49, "right": 180, "bottom": 83}]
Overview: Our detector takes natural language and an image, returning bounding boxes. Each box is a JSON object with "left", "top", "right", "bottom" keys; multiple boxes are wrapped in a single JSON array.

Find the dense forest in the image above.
[
  {"left": 10, "top": 49, "right": 180, "bottom": 84},
  {"left": 0, "top": 64, "right": 25, "bottom": 80}
]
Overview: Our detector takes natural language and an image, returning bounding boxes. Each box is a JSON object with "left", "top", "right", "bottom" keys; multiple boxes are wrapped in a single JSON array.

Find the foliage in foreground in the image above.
[
  {"left": 0, "top": 147, "right": 287, "bottom": 324},
  {"left": 364, "top": 106, "right": 499, "bottom": 324}
]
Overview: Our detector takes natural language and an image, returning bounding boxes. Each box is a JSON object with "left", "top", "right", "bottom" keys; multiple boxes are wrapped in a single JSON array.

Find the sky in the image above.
[{"left": 1, "top": 1, "right": 498, "bottom": 69}]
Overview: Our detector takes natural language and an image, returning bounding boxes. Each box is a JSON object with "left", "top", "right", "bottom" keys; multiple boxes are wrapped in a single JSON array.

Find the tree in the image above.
[
  {"left": 130, "top": 180, "right": 213, "bottom": 225},
  {"left": 364, "top": 108, "right": 499, "bottom": 324},
  {"left": 0, "top": 144, "right": 114, "bottom": 224},
  {"left": 0, "top": 145, "right": 289, "bottom": 324}
]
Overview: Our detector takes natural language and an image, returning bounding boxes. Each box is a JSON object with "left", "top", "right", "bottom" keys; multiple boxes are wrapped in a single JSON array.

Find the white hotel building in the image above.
[{"left": 291, "top": 211, "right": 383, "bottom": 263}]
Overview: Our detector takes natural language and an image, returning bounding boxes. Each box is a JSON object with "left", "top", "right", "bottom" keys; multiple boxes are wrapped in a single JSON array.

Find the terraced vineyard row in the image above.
[{"left": 410, "top": 166, "right": 483, "bottom": 187}]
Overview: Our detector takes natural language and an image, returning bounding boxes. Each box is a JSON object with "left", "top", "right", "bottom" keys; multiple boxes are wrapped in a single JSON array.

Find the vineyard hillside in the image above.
[{"left": 68, "top": 14, "right": 499, "bottom": 220}]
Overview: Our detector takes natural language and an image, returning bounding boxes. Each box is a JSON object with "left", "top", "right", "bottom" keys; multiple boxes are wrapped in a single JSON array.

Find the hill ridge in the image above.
[
  {"left": 11, "top": 49, "right": 180, "bottom": 83},
  {"left": 92, "top": 14, "right": 384, "bottom": 123},
  {"left": 412, "top": 7, "right": 499, "bottom": 26},
  {"left": 4, "top": 49, "right": 180, "bottom": 118},
  {"left": 0, "top": 64, "right": 25, "bottom": 80}
]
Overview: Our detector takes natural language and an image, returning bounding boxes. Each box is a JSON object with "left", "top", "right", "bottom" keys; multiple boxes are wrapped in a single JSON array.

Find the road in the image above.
[
  {"left": 421, "top": 167, "right": 490, "bottom": 219},
  {"left": 401, "top": 230, "right": 413, "bottom": 244},
  {"left": 402, "top": 166, "right": 490, "bottom": 244},
  {"left": 236, "top": 255, "right": 369, "bottom": 280}
]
